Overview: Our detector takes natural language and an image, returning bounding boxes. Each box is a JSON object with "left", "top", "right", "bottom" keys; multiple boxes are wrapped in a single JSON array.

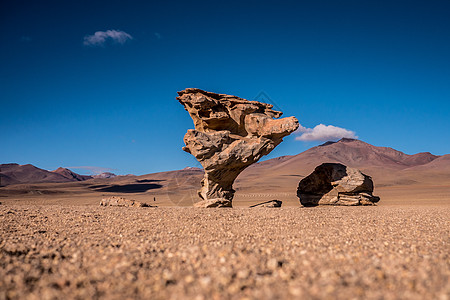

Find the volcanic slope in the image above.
[
  {"left": 233, "top": 138, "right": 447, "bottom": 205},
  {"left": 0, "top": 164, "right": 92, "bottom": 186}
]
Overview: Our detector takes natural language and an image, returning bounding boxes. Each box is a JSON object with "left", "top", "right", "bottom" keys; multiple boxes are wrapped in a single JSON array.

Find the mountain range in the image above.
[
  {"left": 0, "top": 164, "right": 121, "bottom": 187},
  {"left": 0, "top": 164, "right": 92, "bottom": 186},
  {"left": 236, "top": 138, "right": 447, "bottom": 189},
  {"left": 1, "top": 138, "right": 448, "bottom": 206}
]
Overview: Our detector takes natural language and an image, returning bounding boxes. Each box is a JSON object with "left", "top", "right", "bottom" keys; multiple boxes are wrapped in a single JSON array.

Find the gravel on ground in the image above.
[{"left": 0, "top": 205, "right": 449, "bottom": 299}]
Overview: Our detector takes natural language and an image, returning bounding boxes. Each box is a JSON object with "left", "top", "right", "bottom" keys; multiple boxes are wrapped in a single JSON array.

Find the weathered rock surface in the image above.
[
  {"left": 249, "top": 200, "right": 282, "bottom": 208},
  {"left": 178, "top": 88, "right": 299, "bottom": 207},
  {"left": 297, "top": 163, "right": 380, "bottom": 206},
  {"left": 100, "top": 196, "right": 152, "bottom": 207}
]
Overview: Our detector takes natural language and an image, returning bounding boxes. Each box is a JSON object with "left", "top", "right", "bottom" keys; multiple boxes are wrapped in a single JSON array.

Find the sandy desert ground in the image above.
[
  {"left": 1, "top": 139, "right": 449, "bottom": 299},
  {"left": 1, "top": 204, "right": 449, "bottom": 300}
]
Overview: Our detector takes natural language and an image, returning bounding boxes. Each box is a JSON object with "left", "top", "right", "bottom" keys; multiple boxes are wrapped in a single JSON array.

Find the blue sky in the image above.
[{"left": 1, "top": 0, "right": 449, "bottom": 175}]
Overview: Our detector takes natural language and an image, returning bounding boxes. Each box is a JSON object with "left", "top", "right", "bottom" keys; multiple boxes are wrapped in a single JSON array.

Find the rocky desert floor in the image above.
[{"left": 1, "top": 204, "right": 449, "bottom": 300}]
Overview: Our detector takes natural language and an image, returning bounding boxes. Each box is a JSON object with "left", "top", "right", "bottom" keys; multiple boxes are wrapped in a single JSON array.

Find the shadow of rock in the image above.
[
  {"left": 135, "top": 179, "right": 165, "bottom": 183},
  {"left": 92, "top": 183, "right": 163, "bottom": 193},
  {"left": 249, "top": 200, "right": 282, "bottom": 208},
  {"left": 89, "top": 184, "right": 109, "bottom": 189}
]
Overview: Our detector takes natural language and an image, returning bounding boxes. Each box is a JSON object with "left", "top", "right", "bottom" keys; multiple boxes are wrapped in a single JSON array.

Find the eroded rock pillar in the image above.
[{"left": 178, "top": 88, "right": 299, "bottom": 207}]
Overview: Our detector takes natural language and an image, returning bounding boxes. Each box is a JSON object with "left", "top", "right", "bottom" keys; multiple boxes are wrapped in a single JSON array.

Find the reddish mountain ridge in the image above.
[
  {"left": 52, "top": 167, "right": 92, "bottom": 181},
  {"left": 236, "top": 138, "right": 442, "bottom": 190},
  {"left": 0, "top": 139, "right": 448, "bottom": 206},
  {"left": 0, "top": 139, "right": 445, "bottom": 191},
  {"left": 242, "top": 138, "right": 438, "bottom": 175},
  {"left": 276, "top": 138, "right": 436, "bottom": 169},
  {"left": 0, "top": 164, "right": 92, "bottom": 186}
]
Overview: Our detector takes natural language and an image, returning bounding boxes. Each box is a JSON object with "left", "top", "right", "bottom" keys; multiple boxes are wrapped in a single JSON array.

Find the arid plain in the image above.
[{"left": 1, "top": 139, "right": 449, "bottom": 299}]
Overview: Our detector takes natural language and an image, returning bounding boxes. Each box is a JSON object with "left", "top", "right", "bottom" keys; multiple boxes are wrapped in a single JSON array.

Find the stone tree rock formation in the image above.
[
  {"left": 178, "top": 88, "right": 299, "bottom": 207},
  {"left": 297, "top": 163, "right": 380, "bottom": 206}
]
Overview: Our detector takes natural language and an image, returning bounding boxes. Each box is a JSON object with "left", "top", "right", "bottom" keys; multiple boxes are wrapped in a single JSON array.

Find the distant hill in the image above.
[
  {"left": 262, "top": 138, "right": 438, "bottom": 171},
  {"left": 0, "top": 139, "right": 448, "bottom": 206},
  {"left": 52, "top": 167, "right": 92, "bottom": 181},
  {"left": 0, "top": 164, "right": 92, "bottom": 186},
  {"left": 235, "top": 138, "right": 442, "bottom": 191},
  {"left": 122, "top": 138, "right": 446, "bottom": 204}
]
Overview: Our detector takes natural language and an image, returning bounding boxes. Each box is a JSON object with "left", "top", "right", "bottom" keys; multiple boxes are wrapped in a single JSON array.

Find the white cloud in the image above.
[
  {"left": 295, "top": 124, "right": 358, "bottom": 141},
  {"left": 83, "top": 30, "right": 133, "bottom": 46}
]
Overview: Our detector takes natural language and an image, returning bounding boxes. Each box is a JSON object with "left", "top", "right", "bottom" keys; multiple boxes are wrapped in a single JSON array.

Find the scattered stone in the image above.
[
  {"left": 297, "top": 163, "right": 380, "bottom": 206},
  {"left": 193, "top": 198, "right": 232, "bottom": 208},
  {"left": 249, "top": 200, "right": 282, "bottom": 208},
  {"left": 100, "top": 196, "right": 153, "bottom": 207},
  {"left": 178, "top": 88, "right": 299, "bottom": 207}
]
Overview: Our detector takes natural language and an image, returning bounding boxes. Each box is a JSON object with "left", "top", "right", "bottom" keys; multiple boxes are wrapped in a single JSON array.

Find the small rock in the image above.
[
  {"left": 236, "top": 269, "right": 250, "bottom": 279},
  {"left": 249, "top": 200, "right": 282, "bottom": 208},
  {"left": 100, "top": 196, "right": 154, "bottom": 207},
  {"left": 267, "top": 258, "right": 279, "bottom": 270},
  {"left": 184, "top": 275, "right": 195, "bottom": 283},
  {"left": 193, "top": 199, "right": 232, "bottom": 208},
  {"left": 199, "top": 276, "right": 211, "bottom": 287}
]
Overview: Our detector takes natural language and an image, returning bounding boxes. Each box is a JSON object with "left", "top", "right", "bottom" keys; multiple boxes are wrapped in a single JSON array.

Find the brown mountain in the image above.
[
  {"left": 0, "top": 139, "right": 448, "bottom": 206},
  {"left": 0, "top": 164, "right": 92, "bottom": 186},
  {"left": 129, "top": 138, "right": 446, "bottom": 206},
  {"left": 405, "top": 154, "right": 450, "bottom": 171},
  {"left": 264, "top": 138, "right": 437, "bottom": 171},
  {"left": 391, "top": 154, "right": 450, "bottom": 186},
  {"left": 235, "top": 138, "right": 442, "bottom": 192},
  {"left": 52, "top": 167, "right": 93, "bottom": 181}
]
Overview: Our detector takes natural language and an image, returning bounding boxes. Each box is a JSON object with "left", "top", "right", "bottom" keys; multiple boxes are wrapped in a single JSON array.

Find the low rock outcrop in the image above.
[
  {"left": 297, "top": 163, "right": 380, "bottom": 206},
  {"left": 93, "top": 172, "right": 117, "bottom": 179},
  {"left": 249, "top": 200, "right": 282, "bottom": 208},
  {"left": 178, "top": 88, "right": 299, "bottom": 208},
  {"left": 100, "top": 196, "right": 153, "bottom": 207}
]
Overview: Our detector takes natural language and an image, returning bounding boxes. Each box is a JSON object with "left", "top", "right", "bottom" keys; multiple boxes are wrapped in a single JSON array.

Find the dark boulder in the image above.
[{"left": 297, "top": 163, "right": 380, "bottom": 206}]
